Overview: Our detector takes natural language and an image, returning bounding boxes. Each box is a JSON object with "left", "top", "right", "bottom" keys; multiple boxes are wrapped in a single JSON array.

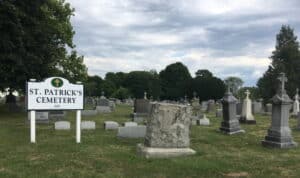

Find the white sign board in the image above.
[{"left": 27, "top": 77, "right": 84, "bottom": 110}]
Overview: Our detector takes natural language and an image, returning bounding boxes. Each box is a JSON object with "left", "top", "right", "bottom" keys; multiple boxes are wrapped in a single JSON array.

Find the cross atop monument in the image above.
[
  {"left": 144, "top": 91, "right": 147, "bottom": 99},
  {"left": 101, "top": 91, "right": 105, "bottom": 96},
  {"left": 245, "top": 89, "right": 250, "bottom": 99},
  {"left": 278, "top": 72, "right": 287, "bottom": 93}
]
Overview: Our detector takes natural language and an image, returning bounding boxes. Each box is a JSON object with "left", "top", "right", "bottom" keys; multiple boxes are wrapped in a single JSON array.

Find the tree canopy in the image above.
[
  {"left": 257, "top": 25, "right": 300, "bottom": 101},
  {"left": 0, "top": 0, "right": 87, "bottom": 92},
  {"left": 159, "top": 62, "right": 191, "bottom": 100}
]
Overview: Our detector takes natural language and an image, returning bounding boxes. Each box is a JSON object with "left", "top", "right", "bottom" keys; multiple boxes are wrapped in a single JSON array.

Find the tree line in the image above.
[{"left": 85, "top": 63, "right": 226, "bottom": 100}]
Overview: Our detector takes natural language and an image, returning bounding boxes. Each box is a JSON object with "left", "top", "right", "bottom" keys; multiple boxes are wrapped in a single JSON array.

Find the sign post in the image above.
[{"left": 27, "top": 77, "right": 84, "bottom": 143}]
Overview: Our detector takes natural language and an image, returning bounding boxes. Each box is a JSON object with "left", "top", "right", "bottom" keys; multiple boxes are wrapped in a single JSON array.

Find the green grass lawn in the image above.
[{"left": 0, "top": 104, "right": 300, "bottom": 178}]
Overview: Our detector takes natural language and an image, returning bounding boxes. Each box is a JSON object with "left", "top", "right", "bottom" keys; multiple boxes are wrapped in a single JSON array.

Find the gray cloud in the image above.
[{"left": 67, "top": 0, "right": 300, "bottom": 86}]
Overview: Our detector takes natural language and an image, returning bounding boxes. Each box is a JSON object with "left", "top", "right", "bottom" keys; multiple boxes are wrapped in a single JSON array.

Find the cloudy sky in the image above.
[{"left": 66, "top": 0, "right": 300, "bottom": 86}]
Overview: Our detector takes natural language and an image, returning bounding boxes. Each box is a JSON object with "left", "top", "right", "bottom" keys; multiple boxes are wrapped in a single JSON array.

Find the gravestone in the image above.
[
  {"left": 262, "top": 73, "right": 297, "bottom": 148},
  {"left": 252, "top": 100, "right": 263, "bottom": 114},
  {"left": 96, "top": 91, "right": 111, "bottom": 113},
  {"left": 117, "top": 125, "right": 146, "bottom": 138},
  {"left": 206, "top": 100, "right": 215, "bottom": 113},
  {"left": 220, "top": 87, "right": 245, "bottom": 135},
  {"left": 28, "top": 111, "right": 49, "bottom": 124},
  {"left": 137, "top": 102, "right": 196, "bottom": 158},
  {"left": 191, "top": 92, "right": 200, "bottom": 114},
  {"left": 265, "top": 103, "right": 272, "bottom": 113},
  {"left": 197, "top": 114, "right": 210, "bottom": 126},
  {"left": 81, "top": 109, "right": 97, "bottom": 116},
  {"left": 49, "top": 110, "right": 66, "bottom": 120},
  {"left": 291, "top": 88, "right": 299, "bottom": 117},
  {"left": 123, "top": 122, "right": 138, "bottom": 127},
  {"left": 240, "top": 90, "right": 256, "bottom": 124},
  {"left": 55, "top": 121, "right": 70, "bottom": 130},
  {"left": 104, "top": 121, "right": 119, "bottom": 130},
  {"left": 81, "top": 121, "right": 96, "bottom": 130},
  {"left": 236, "top": 102, "right": 242, "bottom": 116},
  {"left": 201, "top": 101, "right": 208, "bottom": 112},
  {"left": 216, "top": 109, "right": 223, "bottom": 118},
  {"left": 84, "top": 97, "right": 96, "bottom": 109},
  {"left": 133, "top": 92, "right": 150, "bottom": 123}
]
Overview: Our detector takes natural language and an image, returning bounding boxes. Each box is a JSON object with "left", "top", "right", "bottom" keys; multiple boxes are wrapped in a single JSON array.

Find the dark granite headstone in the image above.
[{"left": 220, "top": 88, "right": 245, "bottom": 135}]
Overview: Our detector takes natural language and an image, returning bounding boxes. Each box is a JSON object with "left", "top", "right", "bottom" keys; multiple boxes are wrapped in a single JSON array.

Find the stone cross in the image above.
[
  {"left": 245, "top": 90, "right": 250, "bottom": 100},
  {"left": 144, "top": 91, "right": 147, "bottom": 99},
  {"left": 184, "top": 95, "right": 187, "bottom": 101},
  {"left": 101, "top": 91, "right": 105, "bottom": 96},
  {"left": 278, "top": 73, "right": 287, "bottom": 93}
]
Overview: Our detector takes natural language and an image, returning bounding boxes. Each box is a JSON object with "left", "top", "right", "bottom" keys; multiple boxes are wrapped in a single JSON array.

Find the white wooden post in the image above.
[
  {"left": 29, "top": 79, "right": 37, "bottom": 143},
  {"left": 76, "top": 110, "right": 81, "bottom": 143},
  {"left": 30, "top": 110, "right": 36, "bottom": 143}
]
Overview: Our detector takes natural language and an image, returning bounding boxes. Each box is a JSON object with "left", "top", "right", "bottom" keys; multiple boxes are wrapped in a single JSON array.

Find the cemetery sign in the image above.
[{"left": 27, "top": 77, "right": 84, "bottom": 110}]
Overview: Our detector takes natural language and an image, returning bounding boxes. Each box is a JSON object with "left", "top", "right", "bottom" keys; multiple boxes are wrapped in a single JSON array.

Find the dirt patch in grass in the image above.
[{"left": 224, "top": 172, "right": 249, "bottom": 177}]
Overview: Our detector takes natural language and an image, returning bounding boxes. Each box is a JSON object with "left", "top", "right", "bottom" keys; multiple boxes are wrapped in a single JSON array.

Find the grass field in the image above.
[{"left": 0, "top": 104, "right": 300, "bottom": 178}]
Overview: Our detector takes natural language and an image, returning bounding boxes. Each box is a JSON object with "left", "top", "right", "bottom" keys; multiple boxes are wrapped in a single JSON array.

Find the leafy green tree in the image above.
[
  {"left": 124, "top": 71, "right": 161, "bottom": 99},
  {"left": 224, "top": 76, "right": 244, "bottom": 95},
  {"left": 159, "top": 62, "right": 192, "bottom": 100},
  {"left": 0, "top": 0, "right": 87, "bottom": 92},
  {"left": 112, "top": 87, "right": 130, "bottom": 100},
  {"left": 105, "top": 72, "right": 127, "bottom": 89},
  {"left": 84, "top": 75, "right": 103, "bottom": 96},
  {"left": 257, "top": 25, "right": 300, "bottom": 101},
  {"left": 190, "top": 70, "right": 225, "bottom": 100}
]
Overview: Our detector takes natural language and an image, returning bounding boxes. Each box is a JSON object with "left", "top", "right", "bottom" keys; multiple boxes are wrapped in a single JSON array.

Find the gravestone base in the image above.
[
  {"left": 133, "top": 113, "right": 148, "bottom": 123},
  {"left": 219, "top": 122, "right": 245, "bottom": 135},
  {"left": 96, "top": 106, "right": 111, "bottom": 113},
  {"left": 239, "top": 118, "right": 256, "bottom": 124},
  {"left": 262, "top": 136, "right": 297, "bottom": 148},
  {"left": 137, "top": 144, "right": 196, "bottom": 159}
]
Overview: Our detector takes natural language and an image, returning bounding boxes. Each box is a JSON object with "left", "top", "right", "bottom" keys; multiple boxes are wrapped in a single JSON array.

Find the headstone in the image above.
[
  {"left": 84, "top": 97, "right": 96, "bottom": 109},
  {"left": 5, "top": 91, "right": 19, "bottom": 112},
  {"left": 133, "top": 94, "right": 150, "bottom": 123},
  {"left": 137, "top": 102, "right": 196, "bottom": 158},
  {"left": 55, "top": 121, "right": 70, "bottom": 130},
  {"left": 216, "top": 109, "right": 223, "bottom": 118},
  {"left": 197, "top": 114, "right": 210, "bottom": 126},
  {"left": 240, "top": 90, "right": 256, "bottom": 124},
  {"left": 252, "top": 100, "right": 263, "bottom": 114},
  {"left": 291, "top": 88, "right": 299, "bottom": 117},
  {"left": 96, "top": 92, "right": 112, "bottom": 113},
  {"left": 191, "top": 92, "right": 200, "bottom": 115},
  {"left": 117, "top": 125, "right": 146, "bottom": 138},
  {"left": 81, "top": 109, "right": 97, "bottom": 116},
  {"left": 262, "top": 73, "right": 297, "bottom": 148},
  {"left": 265, "top": 103, "right": 272, "bottom": 113},
  {"left": 201, "top": 101, "right": 208, "bottom": 112},
  {"left": 220, "top": 86, "right": 245, "bottom": 134},
  {"left": 104, "top": 121, "right": 119, "bottom": 130},
  {"left": 81, "top": 121, "right": 96, "bottom": 130},
  {"left": 236, "top": 102, "right": 242, "bottom": 115},
  {"left": 28, "top": 111, "right": 49, "bottom": 123},
  {"left": 109, "top": 100, "right": 116, "bottom": 111},
  {"left": 206, "top": 100, "right": 215, "bottom": 113},
  {"left": 49, "top": 110, "right": 66, "bottom": 120},
  {"left": 123, "top": 122, "right": 138, "bottom": 127}
]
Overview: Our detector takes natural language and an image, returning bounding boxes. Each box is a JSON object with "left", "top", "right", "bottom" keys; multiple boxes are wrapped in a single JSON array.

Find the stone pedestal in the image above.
[
  {"left": 220, "top": 90, "right": 245, "bottom": 134},
  {"left": 137, "top": 102, "right": 195, "bottom": 158},
  {"left": 240, "top": 90, "right": 256, "bottom": 124},
  {"left": 262, "top": 73, "right": 297, "bottom": 148}
]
